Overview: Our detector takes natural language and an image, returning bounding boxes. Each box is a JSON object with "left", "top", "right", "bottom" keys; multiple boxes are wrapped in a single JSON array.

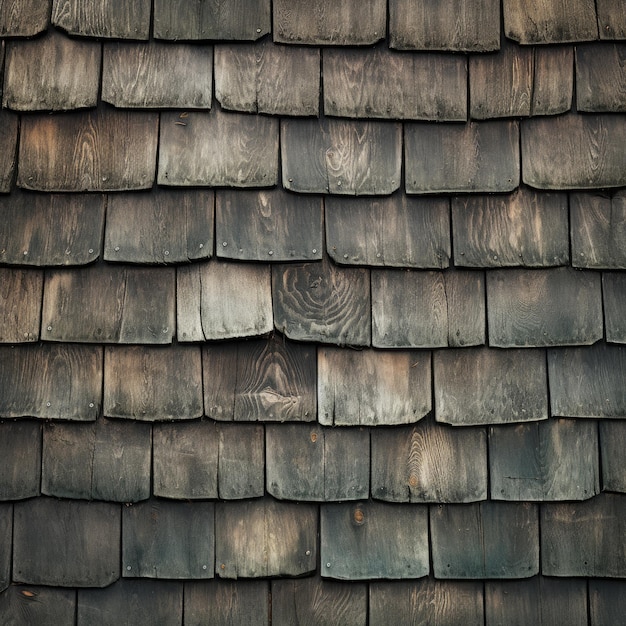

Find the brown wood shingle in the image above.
[
  {"left": 576, "top": 43, "right": 626, "bottom": 112},
  {"left": 0, "top": 110, "right": 17, "bottom": 192},
  {"left": 597, "top": 0, "right": 626, "bottom": 39},
  {"left": 0, "top": 421, "right": 41, "bottom": 501},
  {"left": 0, "top": 0, "right": 50, "bottom": 36},
  {"left": 0, "top": 268, "right": 42, "bottom": 343}
]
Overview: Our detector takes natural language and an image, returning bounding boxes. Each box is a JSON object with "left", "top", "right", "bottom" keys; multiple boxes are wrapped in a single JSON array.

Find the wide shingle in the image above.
[
  {"left": 0, "top": 268, "right": 42, "bottom": 343},
  {"left": 0, "top": 420, "right": 41, "bottom": 501},
  {"left": 0, "top": 585, "right": 76, "bottom": 625},
  {"left": 576, "top": 43, "right": 626, "bottom": 112}
]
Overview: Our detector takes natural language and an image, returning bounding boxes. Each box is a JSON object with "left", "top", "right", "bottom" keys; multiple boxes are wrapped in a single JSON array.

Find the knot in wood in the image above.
[{"left": 353, "top": 508, "right": 365, "bottom": 525}]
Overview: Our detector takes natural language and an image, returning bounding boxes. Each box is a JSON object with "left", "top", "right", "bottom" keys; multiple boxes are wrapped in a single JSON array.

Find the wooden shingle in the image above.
[
  {"left": 0, "top": 504, "right": 10, "bottom": 592},
  {"left": 589, "top": 581, "right": 626, "bottom": 626},
  {"left": 0, "top": 110, "right": 17, "bottom": 193},
  {"left": 0, "top": 420, "right": 41, "bottom": 500},
  {"left": 0, "top": 585, "right": 76, "bottom": 625},
  {"left": 532, "top": 46, "right": 574, "bottom": 115},
  {"left": 0, "top": 0, "right": 50, "bottom": 35},
  {"left": 600, "top": 421, "right": 626, "bottom": 492},
  {"left": 604, "top": 273, "right": 626, "bottom": 343},
  {"left": 597, "top": 0, "right": 626, "bottom": 39},
  {"left": 0, "top": 268, "right": 42, "bottom": 343},
  {"left": 576, "top": 43, "right": 626, "bottom": 112}
]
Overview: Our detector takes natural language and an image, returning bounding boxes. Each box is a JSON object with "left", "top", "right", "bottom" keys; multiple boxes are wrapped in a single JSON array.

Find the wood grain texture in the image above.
[
  {"left": 105, "top": 189, "right": 214, "bottom": 264},
  {"left": 104, "top": 345, "right": 203, "bottom": 421},
  {"left": 434, "top": 347, "right": 548, "bottom": 425},
  {"left": 273, "top": 0, "right": 385, "bottom": 45},
  {"left": 0, "top": 0, "right": 50, "bottom": 35},
  {"left": 215, "top": 41, "right": 319, "bottom": 116},
  {"left": 487, "top": 267, "right": 603, "bottom": 347},
  {"left": 18, "top": 108, "right": 158, "bottom": 192},
  {"left": 604, "top": 273, "right": 626, "bottom": 343},
  {"left": 597, "top": 0, "right": 626, "bottom": 39},
  {"left": 159, "top": 108, "right": 278, "bottom": 187},
  {"left": 273, "top": 257, "right": 370, "bottom": 346},
  {"left": 0, "top": 420, "right": 41, "bottom": 500},
  {"left": 0, "top": 503, "right": 10, "bottom": 592},
  {"left": 0, "top": 268, "right": 42, "bottom": 343},
  {"left": 576, "top": 43, "right": 626, "bottom": 112},
  {"left": 13, "top": 498, "right": 120, "bottom": 587},
  {"left": 405, "top": 121, "right": 519, "bottom": 193},
  {"left": 320, "top": 501, "right": 429, "bottom": 580},
  {"left": 216, "top": 189, "right": 322, "bottom": 262},
  {"left": 452, "top": 189, "right": 569, "bottom": 267},
  {"left": 0, "top": 110, "right": 17, "bottom": 192},
  {"left": 390, "top": 0, "right": 500, "bottom": 51},
  {"left": 281, "top": 118, "right": 401, "bottom": 195},
  {"left": 218, "top": 423, "right": 265, "bottom": 499},
  {"left": 532, "top": 46, "right": 574, "bottom": 115},
  {"left": 326, "top": 195, "right": 450, "bottom": 269},
  {"left": 0, "top": 585, "right": 76, "bottom": 625},
  {"left": 318, "top": 348, "right": 431, "bottom": 426},
  {"left": 324, "top": 45, "right": 466, "bottom": 120},
  {"left": 43, "top": 264, "right": 175, "bottom": 344},
  {"left": 0, "top": 344, "right": 102, "bottom": 421},
  {"left": 599, "top": 420, "right": 626, "bottom": 492},
  {"left": 589, "top": 581, "right": 626, "bottom": 625}
]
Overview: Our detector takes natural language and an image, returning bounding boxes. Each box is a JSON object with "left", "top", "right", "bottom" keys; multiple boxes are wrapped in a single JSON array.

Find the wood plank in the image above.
[
  {"left": 0, "top": 0, "right": 50, "bottom": 35},
  {"left": 104, "top": 345, "right": 203, "bottom": 421},
  {"left": 576, "top": 43, "right": 626, "bottom": 112},
  {"left": 0, "top": 503, "right": 11, "bottom": 592},
  {"left": 319, "top": 348, "right": 431, "bottom": 426},
  {"left": 589, "top": 581, "right": 626, "bottom": 625},
  {"left": 320, "top": 501, "right": 429, "bottom": 580},
  {"left": 0, "top": 110, "right": 17, "bottom": 192},
  {"left": 0, "top": 344, "right": 102, "bottom": 421},
  {"left": 274, "top": 0, "right": 385, "bottom": 45},
  {"left": 218, "top": 423, "right": 265, "bottom": 499},
  {"left": 13, "top": 498, "right": 120, "bottom": 587},
  {"left": 0, "top": 585, "right": 75, "bottom": 625},
  {"left": 0, "top": 420, "right": 41, "bottom": 500},
  {"left": 215, "top": 41, "right": 319, "bottom": 116},
  {"left": 434, "top": 347, "right": 548, "bottom": 425},
  {"left": 452, "top": 189, "right": 569, "bottom": 268},
  {"left": 405, "top": 121, "right": 519, "bottom": 194},
  {"left": 159, "top": 108, "right": 278, "bottom": 187},
  {"left": 597, "top": 0, "right": 626, "bottom": 39},
  {"left": 216, "top": 189, "right": 322, "bottom": 262},
  {"left": 18, "top": 108, "right": 158, "bottom": 192},
  {"left": 532, "top": 46, "right": 574, "bottom": 115},
  {"left": 4, "top": 30, "right": 99, "bottom": 112},
  {"left": 273, "top": 257, "right": 370, "bottom": 346},
  {"left": 324, "top": 45, "right": 466, "bottom": 121},
  {"left": 604, "top": 273, "right": 626, "bottom": 343},
  {"left": 487, "top": 267, "right": 603, "bottom": 347},
  {"left": 0, "top": 268, "right": 42, "bottom": 343},
  {"left": 371, "top": 419, "right": 488, "bottom": 503},
  {"left": 42, "top": 264, "right": 175, "bottom": 344},
  {"left": 326, "top": 195, "right": 451, "bottom": 269},
  {"left": 215, "top": 499, "right": 317, "bottom": 578},
  {"left": 600, "top": 420, "right": 626, "bottom": 492},
  {"left": 104, "top": 189, "right": 214, "bottom": 264},
  {"left": 102, "top": 42, "right": 213, "bottom": 109},
  {"left": 489, "top": 418, "right": 599, "bottom": 500},
  {"left": 281, "top": 118, "right": 401, "bottom": 195}
]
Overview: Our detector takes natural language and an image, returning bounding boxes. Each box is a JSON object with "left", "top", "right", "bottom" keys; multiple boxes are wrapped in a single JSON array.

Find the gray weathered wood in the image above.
[
  {"left": 589, "top": 581, "right": 626, "bottom": 625},
  {"left": 0, "top": 503, "right": 11, "bottom": 592},
  {"left": 323, "top": 427, "right": 370, "bottom": 501},
  {"left": 405, "top": 121, "right": 519, "bottom": 194},
  {"left": 0, "top": 420, "right": 41, "bottom": 500},
  {"left": 18, "top": 108, "right": 158, "bottom": 192},
  {"left": 487, "top": 268, "right": 603, "bottom": 347},
  {"left": 104, "top": 189, "right": 214, "bottom": 264},
  {"left": 321, "top": 501, "right": 429, "bottom": 580},
  {"left": 273, "top": 257, "right": 370, "bottom": 346},
  {"left": 0, "top": 268, "right": 42, "bottom": 343},
  {"left": 597, "top": 0, "right": 626, "bottom": 39},
  {"left": 600, "top": 420, "right": 626, "bottom": 492},
  {"left": 0, "top": 585, "right": 76, "bottom": 625},
  {"left": 532, "top": 46, "right": 574, "bottom": 115},
  {"left": 0, "top": 344, "right": 102, "bottom": 421},
  {"left": 215, "top": 41, "right": 319, "bottom": 116},
  {"left": 159, "top": 108, "right": 278, "bottom": 187},
  {"left": 371, "top": 420, "right": 487, "bottom": 503},
  {"left": 0, "top": 0, "right": 50, "bottom": 35},
  {"left": 216, "top": 189, "right": 322, "bottom": 262},
  {"left": 13, "top": 498, "right": 120, "bottom": 587},
  {"left": 541, "top": 493, "right": 626, "bottom": 576},
  {"left": 319, "top": 347, "right": 431, "bottom": 426},
  {"left": 281, "top": 118, "right": 401, "bottom": 195},
  {"left": 324, "top": 45, "right": 466, "bottom": 121},
  {"left": 604, "top": 273, "right": 626, "bottom": 343},
  {"left": 218, "top": 423, "right": 265, "bottom": 499},
  {"left": 452, "top": 189, "right": 569, "bottom": 267},
  {"left": 102, "top": 42, "right": 213, "bottom": 109},
  {"left": 576, "top": 44, "right": 626, "bottom": 112},
  {"left": 326, "top": 195, "right": 451, "bottom": 269},
  {"left": 42, "top": 264, "right": 175, "bottom": 344},
  {"left": 434, "top": 347, "right": 548, "bottom": 425},
  {"left": 123, "top": 499, "right": 214, "bottom": 579},
  {"left": 0, "top": 110, "right": 17, "bottom": 192},
  {"left": 489, "top": 418, "right": 599, "bottom": 500},
  {"left": 215, "top": 499, "right": 317, "bottom": 578}
]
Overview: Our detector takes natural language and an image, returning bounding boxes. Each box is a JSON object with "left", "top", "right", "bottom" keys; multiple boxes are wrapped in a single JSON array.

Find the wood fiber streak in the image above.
[
  {"left": 599, "top": 421, "right": 626, "bottom": 492},
  {"left": 0, "top": 585, "right": 76, "bottom": 625},
  {"left": 576, "top": 43, "right": 626, "bottom": 112},
  {"left": 0, "top": 420, "right": 41, "bottom": 500},
  {"left": 218, "top": 423, "right": 265, "bottom": 499},
  {"left": 603, "top": 273, "right": 626, "bottom": 343},
  {"left": 589, "top": 581, "right": 626, "bottom": 625},
  {"left": 0, "top": 110, "right": 17, "bottom": 192},
  {"left": 0, "top": 268, "right": 42, "bottom": 343},
  {"left": 597, "top": 0, "right": 626, "bottom": 39},
  {"left": 531, "top": 46, "right": 574, "bottom": 115},
  {"left": 0, "top": 0, "right": 50, "bottom": 35}
]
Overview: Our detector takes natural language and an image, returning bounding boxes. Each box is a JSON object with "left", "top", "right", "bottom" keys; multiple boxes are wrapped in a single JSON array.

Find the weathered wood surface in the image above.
[
  {"left": 597, "top": 0, "right": 626, "bottom": 39},
  {"left": 531, "top": 46, "right": 574, "bottom": 115},
  {"left": 281, "top": 118, "right": 401, "bottom": 195},
  {"left": 274, "top": 0, "right": 385, "bottom": 45},
  {"left": 452, "top": 189, "right": 569, "bottom": 267},
  {"left": 123, "top": 500, "right": 214, "bottom": 579},
  {"left": 489, "top": 419, "right": 599, "bottom": 500},
  {"left": 324, "top": 45, "right": 466, "bottom": 120},
  {"left": 218, "top": 423, "right": 265, "bottom": 499},
  {"left": 3, "top": 29, "right": 100, "bottom": 111},
  {"left": 215, "top": 500, "right": 317, "bottom": 578},
  {"left": 0, "top": 585, "right": 76, "bottom": 625},
  {"left": 153, "top": 0, "right": 270, "bottom": 41},
  {"left": 326, "top": 195, "right": 450, "bottom": 268},
  {"left": 104, "top": 190, "right": 213, "bottom": 264},
  {"left": 320, "top": 501, "right": 429, "bottom": 580},
  {"left": 216, "top": 189, "right": 322, "bottom": 262},
  {"left": 178, "top": 261, "right": 273, "bottom": 341},
  {"left": 273, "top": 257, "right": 370, "bottom": 346},
  {"left": 405, "top": 121, "right": 519, "bottom": 194},
  {"left": 541, "top": 493, "right": 626, "bottom": 576},
  {"left": 18, "top": 108, "right": 158, "bottom": 192},
  {"left": 103, "top": 42, "right": 212, "bottom": 109},
  {"left": 0, "top": 344, "right": 102, "bottom": 421},
  {"left": 604, "top": 273, "right": 626, "bottom": 343},
  {"left": 371, "top": 420, "right": 487, "bottom": 503},
  {"left": 0, "top": 503, "right": 11, "bottom": 591},
  {"left": 434, "top": 347, "right": 548, "bottom": 425},
  {"left": 0, "top": 0, "right": 50, "bottom": 35},
  {"left": 589, "top": 581, "right": 626, "bottom": 625},
  {"left": 318, "top": 348, "right": 431, "bottom": 426},
  {"left": 487, "top": 268, "right": 602, "bottom": 347},
  {"left": 576, "top": 43, "right": 626, "bottom": 112},
  {"left": 0, "top": 420, "right": 41, "bottom": 500},
  {"left": 159, "top": 108, "right": 278, "bottom": 187},
  {"left": 0, "top": 268, "right": 42, "bottom": 343},
  {"left": 13, "top": 498, "right": 120, "bottom": 587},
  {"left": 215, "top": 41, "right": 319, "bottom": 116},
  {"left": 42, "top": 418, "right": 151, "bottom": 502},
  {"left": 600, "top": 421, "right": 626, "bottom": 493},
  {"left": 43, "top": 265, "right": 175, "bottom": 344},
  {"left": 0, "top": 110, "right": 17, "bottom": 192}
]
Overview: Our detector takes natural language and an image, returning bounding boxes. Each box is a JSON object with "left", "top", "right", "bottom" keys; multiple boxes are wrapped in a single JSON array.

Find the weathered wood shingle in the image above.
[
  {"left": 0, "top": 0, "right": 50, "bottom": 36},
  {"left": 0, "top": 110, "right": 17, "bottom": 192},
  {"left": 576, "top": 43, "right": 626, "bottom": 112},
  {"left": 0, "top": 420, "right": 41, "bottom": 500},
  {"left": 0, "top": 268, "right": 42, "bottom": 343}
]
